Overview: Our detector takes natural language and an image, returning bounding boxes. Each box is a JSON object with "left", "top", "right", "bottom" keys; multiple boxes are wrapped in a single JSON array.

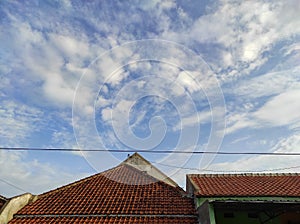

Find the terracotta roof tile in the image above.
[
  {"left": 188, "top": 173, "right": 300, "bottom": 197},
  {"left": 10, "top": 164, "right": 197, "bottom": 223}
]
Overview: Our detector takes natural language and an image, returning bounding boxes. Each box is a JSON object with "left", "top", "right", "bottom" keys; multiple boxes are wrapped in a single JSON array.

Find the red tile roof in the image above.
[
  {"left": 10, "top": 164, "right": 197, "bottom": 224},
  {"left": 188, "top": 173, "right": 300, "bottom": 197}
]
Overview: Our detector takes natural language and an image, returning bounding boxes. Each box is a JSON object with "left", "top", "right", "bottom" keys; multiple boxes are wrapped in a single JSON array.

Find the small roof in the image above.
[
  {"left": 10, "top": 154, "right": 197, "bottom": 223},
  {"left": 188, "top": 173, "right": 300, "bottom": 197}
]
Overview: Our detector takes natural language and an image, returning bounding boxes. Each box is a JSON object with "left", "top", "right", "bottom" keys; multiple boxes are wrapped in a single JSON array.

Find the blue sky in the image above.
[{"left": 1, "top": 0, "right": 300, "bottom": 197}]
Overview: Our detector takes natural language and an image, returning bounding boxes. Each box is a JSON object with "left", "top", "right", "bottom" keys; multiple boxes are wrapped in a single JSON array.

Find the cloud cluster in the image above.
[
  {"left": 1, "top": 0, "right": 300, "bottom": 194},
  {"left": 187, "top": 0, "right": 300, "bottom": 78}
]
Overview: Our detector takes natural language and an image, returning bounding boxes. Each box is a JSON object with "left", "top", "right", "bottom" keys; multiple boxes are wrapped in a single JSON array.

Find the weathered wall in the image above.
[
  {"left": 197, "top": 200, "right": 216, "bottom": 224},
  {"left": 0, "top": 193, "right": 37, "bottom": 224},
  {"left": 123, "top": 153, "right": 178, "bottom": 187}
]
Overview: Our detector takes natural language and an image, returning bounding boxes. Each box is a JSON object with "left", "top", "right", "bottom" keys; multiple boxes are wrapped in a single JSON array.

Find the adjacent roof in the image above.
[
  {"left": 10, "top": 154, "right": 197, "bottom": 223},
  {"left": 188, "top": 173, "right": 300, "bottom": 197}
]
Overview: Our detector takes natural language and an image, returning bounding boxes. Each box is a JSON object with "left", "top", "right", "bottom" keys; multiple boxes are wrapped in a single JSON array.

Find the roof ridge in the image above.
[{"left": 188, "top": 173, "right": 300, "bottom": 177}]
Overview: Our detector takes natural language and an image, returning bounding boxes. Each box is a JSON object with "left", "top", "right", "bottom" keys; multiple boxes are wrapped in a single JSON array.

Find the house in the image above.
[
  {"left": 187, "top": 173, "right": 300, "bottom": 224},
  {"left": 8, "top": 153, "right": 198, "bottom": 223}
]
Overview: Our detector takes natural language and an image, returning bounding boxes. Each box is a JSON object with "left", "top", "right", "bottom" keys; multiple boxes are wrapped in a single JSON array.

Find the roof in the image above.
[
  {"left": 188, "top": 173, "right": 300, "bottom": 197},
  {"left": 10, "top": 155, "right": 197, "bottom": 223}
]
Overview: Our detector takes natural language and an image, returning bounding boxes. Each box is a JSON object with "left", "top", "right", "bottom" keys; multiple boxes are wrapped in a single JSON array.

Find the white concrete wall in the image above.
[
  {"left": 124, "top": 153, "right": 178, "bottom": 187},
  {"left": 0, "top": 193, "right": 37, "bottom": 224}
]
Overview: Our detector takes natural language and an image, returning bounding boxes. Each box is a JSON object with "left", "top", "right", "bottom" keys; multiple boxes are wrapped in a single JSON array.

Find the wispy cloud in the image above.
[
  {"left": 0, "top": 101, "right": 43, "bottom": 146},
  {"left": 254, "top": 89, "right": 300, "bottom": 128},
  {"left": 181, "top": 0, "right": 300, "bottom": 79},
  {"left": 1, "top": 0, "right": 300, "bottom": 194},
  {"left": 225, "top": 68, "right": 300, "bottom": 134},
  {"left": 209, "top": 132, "right": 300, "bottom": 173},
  {"left": 0, "top": 150, "right": 90, "bottom": 197}
]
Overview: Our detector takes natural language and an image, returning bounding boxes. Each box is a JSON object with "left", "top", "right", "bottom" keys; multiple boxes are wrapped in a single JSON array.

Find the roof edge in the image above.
[{"left": 188, "top": 173, "right": 300, "bottom": 177}]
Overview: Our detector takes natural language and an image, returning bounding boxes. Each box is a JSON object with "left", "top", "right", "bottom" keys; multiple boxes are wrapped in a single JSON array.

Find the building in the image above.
[
  {"left": 187, "top": 173, "right": 300, "bottom": 224},
  {"left": 8, "top": 153, "right": 198, "bottom": 223}
]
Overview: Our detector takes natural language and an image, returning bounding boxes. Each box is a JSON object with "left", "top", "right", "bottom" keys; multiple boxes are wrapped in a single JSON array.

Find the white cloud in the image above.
[
  {"left": 186, "top": 0, "right": 300, "bottom": 78},
  {"left": 0, "top": 101, "right": 43, "bottom": 146},
  {"left": 49, "top": 33, "right": 90, "bottom": 60},
  {"left": 226, "top": 88, "right": 300, "bottom": 134},
  {"left": 225, "top": 61, "right": 300, "bottom": 134},
  {"left": 108, "top": 69, "right": 130, "bottom": 86},
  {"left": 233, "top": 67, "right": 300, "bottom": 99},
  {"left": 1, "top": 0, "right": 300, "bottom": 197},
  {"left": 101, "top": 107, "right": 112, "bottom": 122},
  {"left": 42, "top": 72, "right": 76, "bottom": 106},
  {"left": 284, "top": 43, "right": 300, "bottom": 57},
  {"left": 2, "top": 13, "right": 101, "bottom": 109},
  {"left": 177, "top": 71, "right": 201, "bottom": 93},
  {"left": 254, "top": 89, "right": 300, "bottom": 128},
  {"left": 225, "top": 112, "right": 254, "bottom": 134},
  {"left": 0, "top": 150, "right": 89, "bottom": 197},
  {"left": 173, "top": 110, "right": 211, "bottom": 132},
  {"left": 209, "top": 132, "right": 300, "bottom": 173}
]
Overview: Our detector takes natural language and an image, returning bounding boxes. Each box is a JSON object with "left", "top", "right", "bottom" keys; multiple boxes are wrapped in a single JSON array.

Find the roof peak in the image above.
[
  {"left": 122, "top": 152, "right": 178, "bottom": 188},
  {"left": 0, "top": 195, "right": 7, "bottom": 200},
  {"left": 39, "top": 154, "right": 179, "bottom": 198}
]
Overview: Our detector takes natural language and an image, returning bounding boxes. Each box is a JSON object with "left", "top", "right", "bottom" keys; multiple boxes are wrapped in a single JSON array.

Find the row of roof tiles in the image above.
[{"left": 10, "top": 216, "right": 198, "bottom": 224}]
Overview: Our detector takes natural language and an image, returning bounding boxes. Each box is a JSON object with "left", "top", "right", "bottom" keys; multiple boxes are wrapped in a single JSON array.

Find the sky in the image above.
[{"left": 1, "top": 0, "right": 300, "bottom": 197}]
